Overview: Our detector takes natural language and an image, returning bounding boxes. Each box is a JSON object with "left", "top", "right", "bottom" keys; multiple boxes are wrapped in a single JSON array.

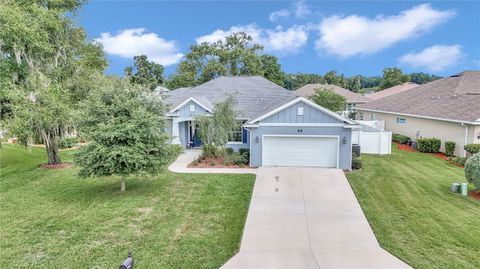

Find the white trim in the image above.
[
  {"left": 226, "top": 142, "right": 244, "bottom": 145},
  {"left": 356, "top": 108, "right": 479, "bottom": 125},
  {"left": 168, "top": 97, "right": 212, "bottom": 114},
  {"left": 258, "top": 123, "right": 346, "bottom": 127},
  {"left": 249, "top": 97, "right": 357, "bottom": 125},
  {"left": 261, "top": 134, "right": 340, "bottom": 168},
  {"left": 248, "top": 128, "right": 253, "bottom": 166}
]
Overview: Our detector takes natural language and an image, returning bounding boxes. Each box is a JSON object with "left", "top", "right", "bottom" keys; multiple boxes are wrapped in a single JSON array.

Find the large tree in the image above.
[
  {"left": 379, "top": 67, "right": 410, "bottom": 89},
  {"left": 409, "top": 72, "right": 442, "bottom": 84},
  {"left": 166, "top": 32, "right": 285, "bottom": 89},
  {"left": 0, "top": 0, "right": 106, "bottom": 164},
  {"left": 74, "top": 77, "right": 171, "bottom": 192},
  {"left": 311, "top": 88, "right": 346, "bottom": 113},
  {"left": 125, "top": 55, "right": 165, "bottom": 90},
  {"left": 323, "top": 70, "right": 347, "bottom": 88}
]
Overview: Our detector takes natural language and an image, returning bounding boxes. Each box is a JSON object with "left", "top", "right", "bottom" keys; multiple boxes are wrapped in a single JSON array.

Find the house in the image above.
[
  {"left": 366, "top": 82, "right": 419, "bottom": 100},
  {"left": 164, "top": 76, "right": 358, "bottom": 169},
  {"left": 356, "top": 71, "right": 480, "bottom": 156},
  {"left": 294, "top": 83, "right": 371, "bottom": 114}
]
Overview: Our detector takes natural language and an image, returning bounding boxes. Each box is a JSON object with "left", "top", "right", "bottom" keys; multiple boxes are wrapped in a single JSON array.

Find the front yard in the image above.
[
  {"left": 0, "top": 144, "right": 255, "bottom": 268},
  {"left": 347, "top": 146, "right": 480, "bottom": 269}
]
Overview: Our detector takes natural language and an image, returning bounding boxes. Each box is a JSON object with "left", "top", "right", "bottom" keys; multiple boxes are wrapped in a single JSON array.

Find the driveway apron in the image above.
[{"left": 221, "top": 167, "right": 413, "bottom": 269}]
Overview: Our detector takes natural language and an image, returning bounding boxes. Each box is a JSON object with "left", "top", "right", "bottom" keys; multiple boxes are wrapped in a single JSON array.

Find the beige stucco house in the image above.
[
  {"left": 294, "top": 83, "right": 370, "bottom": 114},
  {"left": 356, "top": 71, "right": 480, "bottom": 157}
]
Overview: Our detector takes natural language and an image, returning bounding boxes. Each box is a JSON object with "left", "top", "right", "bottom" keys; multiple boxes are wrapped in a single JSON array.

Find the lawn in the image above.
[
  {"left": 0, "top": 144, "right": 255, "bottom": 268},
  {"left": 347, "top": 146, "right": 480, "bottom": 269}
]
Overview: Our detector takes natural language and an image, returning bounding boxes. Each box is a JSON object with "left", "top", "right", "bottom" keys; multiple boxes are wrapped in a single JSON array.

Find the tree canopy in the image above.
[
  {"left": 379, "top": 67, "right": 411, "bottom": 89},
  {"left": 0, "top": 0, "right": 106, "bottom": 164},
  {"left": 166, "top": 33, "right": 285, "bottom": 89},
  {"left": 74, "top": 77, "right": 171, "bottom": 192},
  {"left": 125, "top": 55, "right": 165, "bottom": 90},
  {"left": 311, "top": 88, "right": 346, "bottom": 113}
]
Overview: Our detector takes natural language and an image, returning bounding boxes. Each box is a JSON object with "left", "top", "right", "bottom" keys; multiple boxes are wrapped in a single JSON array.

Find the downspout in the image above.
[{"left": 462, "top": 123, "right": 468, "bottom": 157}]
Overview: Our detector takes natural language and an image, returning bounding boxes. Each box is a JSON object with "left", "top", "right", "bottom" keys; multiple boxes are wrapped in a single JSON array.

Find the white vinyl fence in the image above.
[{"left": 352, "top": 121, "right": 392, "bottom": 155}]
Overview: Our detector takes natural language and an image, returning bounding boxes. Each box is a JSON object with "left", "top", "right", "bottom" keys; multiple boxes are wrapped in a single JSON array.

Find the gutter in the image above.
[
  {"left": 462, "top": 123, "right": 469, "bottom": 157},
  {"left": 356, "top": 108, "right": 479, "bottom": 125}
]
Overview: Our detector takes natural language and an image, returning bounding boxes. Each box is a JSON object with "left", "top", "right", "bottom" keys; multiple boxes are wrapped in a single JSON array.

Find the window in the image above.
[
  {"left": 189, "top": 104, "right": 195, "bottom": 112},
  {"left": 229, "top": 126, "right": 243, "bottom": 143},
  {"left": 396, "top": 117, "right": 406, "bottom": 124},
  {"left": 297, "top": 107, "right": 304, "bottom": 116},
  {"left": 359, "top": 112, "right": 364, "bottom": 120},
  {"left": 371, "top": 113, "right": 376, "bottom": 120}
]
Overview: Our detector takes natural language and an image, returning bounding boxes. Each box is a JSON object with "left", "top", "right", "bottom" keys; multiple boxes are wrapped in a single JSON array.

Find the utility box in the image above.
[
  {"left": 352, "top": 144, "right": 361, "bottom": 157},
  {"left": 451, "top": 183, "right": 460, "bottom": 193},
  {"left": 461, "top": 183, "right": 468, "bottom": 196}
]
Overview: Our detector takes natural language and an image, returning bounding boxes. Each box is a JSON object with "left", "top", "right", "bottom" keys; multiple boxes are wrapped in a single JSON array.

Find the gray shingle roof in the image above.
[
  {"left": 357, "top": 71, "right": 480, "bottom": 123},
  {"left": 164, "top": 76, "right": 297, "bottom": 119},
  {"left": 294, "top": 84, "right": 371, "bottom": 103}
]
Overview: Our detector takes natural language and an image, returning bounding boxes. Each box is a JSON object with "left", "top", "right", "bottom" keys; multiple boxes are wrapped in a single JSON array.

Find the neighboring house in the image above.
[
  {"left": 366, "top": 82, "right": 419, "bottom": 100},
  {"left": 164, "top": 76, "right": 358, "bottom": 169},
  {"left": 294, "top": 83, "right": 371, "bottom": 114},
  {"left": 357, "top": 71, "right": 480, "bottom": 156}
]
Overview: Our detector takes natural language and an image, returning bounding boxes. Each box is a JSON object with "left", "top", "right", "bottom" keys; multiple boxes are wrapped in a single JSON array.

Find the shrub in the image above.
[
  {"left": 465, "top": 153, "right": 480, "bottom": 189},
  {"left": 167, "top": 144, "right": 183, "bottom": 161},
  {"left": 417, "top": 138, "right": 441, "bottom": 153},
  {"left": 58, "top": 137, "right": 77, "bottom": 149},
  {"left": 445, "top": 141, "right": 456, "bottom": 157},
  {"left": 239, "top": 148, "right": 250, "bottom": 160},
  {"left": 224, "top": 147, "right": 234, "bottom": 155},
  {"left": 392, "top": 133, "right": 410, "bottom": 144},
  {"left": 202, "top": 144, "right": 221, "bottom": 158},
  {"left": 464, "top": 144, "right": 480, "bottom": 155},
  {"left": 352, "top": 157, "right": 362, "bottom": 170},
  {"left": 448, "top": 156, "right": 467, "bottom": 167},
  {"left": 224, "top": 152, "right": 248, "bottom": 166}
]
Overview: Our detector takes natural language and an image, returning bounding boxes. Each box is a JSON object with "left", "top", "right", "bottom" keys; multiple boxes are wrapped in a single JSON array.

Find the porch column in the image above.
[{"left": 171, "top": 119, "right": 181, "bottom": 145}]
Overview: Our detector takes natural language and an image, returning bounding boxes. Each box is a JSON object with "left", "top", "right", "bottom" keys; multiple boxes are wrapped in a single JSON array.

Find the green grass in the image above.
[
  {"left": 347, "top": 146, "right": 480, "bottom": 269},
  {"left": 0, "top": 144, "right": 255, "bottom": 268}
]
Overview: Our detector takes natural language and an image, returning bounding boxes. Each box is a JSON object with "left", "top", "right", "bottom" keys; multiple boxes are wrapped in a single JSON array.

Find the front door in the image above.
[{"left": 189, "top": 122, "right": 202, "bottom": 147}]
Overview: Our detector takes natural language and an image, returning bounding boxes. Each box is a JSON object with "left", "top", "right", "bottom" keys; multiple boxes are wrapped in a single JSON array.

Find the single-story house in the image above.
[
  {"left": 294, "top": 83, "right": 371, "bottom": 114},
  {"left": 366, "top": 82, "right": 419, "bottom": 100},
  {"left": 164, "top": 76, "right": 358, "bottom": 169},
  {"left": 356, "top": 71, "right": 480, "bottom": 156}
]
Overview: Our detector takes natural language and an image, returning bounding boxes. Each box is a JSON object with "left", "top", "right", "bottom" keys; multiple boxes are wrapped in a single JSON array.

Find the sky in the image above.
[{"left": 77, "top": 0, "right": 480, "bottom": 77}]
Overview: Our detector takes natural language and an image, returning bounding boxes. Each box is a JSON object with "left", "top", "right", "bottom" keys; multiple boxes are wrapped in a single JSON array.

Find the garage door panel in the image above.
[{"left": 263, "top": 136, "right": 338, "bottom": 168}]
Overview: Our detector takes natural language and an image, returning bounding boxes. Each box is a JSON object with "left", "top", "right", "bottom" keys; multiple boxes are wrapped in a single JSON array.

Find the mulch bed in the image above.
[
  {"left": 394, "top": 142, "right": 416, "bottom": 152},
  {"left": 188, "top": 157, "right": 251, "bottom": 169},
  {"left": 40, "top": 163, "right": 73, "bottom": 169},
  {"left": 432, "top": 152, "right": 448, "bottom": 161},
  {"left": 469, "top": 191, "right": 480, "bottom": 201}
]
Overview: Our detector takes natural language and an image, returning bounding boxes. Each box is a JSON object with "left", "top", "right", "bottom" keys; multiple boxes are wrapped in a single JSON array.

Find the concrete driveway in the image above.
[{"left": 221, "top": 167, "right": 412, "bottom": 269}]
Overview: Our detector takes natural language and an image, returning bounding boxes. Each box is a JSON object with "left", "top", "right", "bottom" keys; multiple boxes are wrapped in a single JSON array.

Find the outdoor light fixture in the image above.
[
  {"left": 255, "top": 136, "right": 260, "bottom": 143},
  {"left": 342, "top": 137, "right": 347, "bottom": 144}
]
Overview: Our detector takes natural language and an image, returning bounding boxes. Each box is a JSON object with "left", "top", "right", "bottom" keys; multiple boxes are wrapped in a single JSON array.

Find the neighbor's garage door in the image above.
[{"left": 262, "top": 136, "right": 338, "bottom": 167}]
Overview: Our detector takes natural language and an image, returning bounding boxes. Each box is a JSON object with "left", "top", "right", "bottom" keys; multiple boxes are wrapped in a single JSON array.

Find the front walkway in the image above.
[
  {"left": 168, "top": 149, "right": 257, "bottom": 174},
  {"left": 221, "top": 167, "right": 412, "bottom": 269}
]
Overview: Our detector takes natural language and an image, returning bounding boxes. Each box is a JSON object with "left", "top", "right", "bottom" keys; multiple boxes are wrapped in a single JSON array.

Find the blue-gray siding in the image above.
[
  {"left": 261, "top": 101, "right": 342, "bottom": 124},
  {"left": 177, "top": 101, "right": 209, "bottom": 117}
]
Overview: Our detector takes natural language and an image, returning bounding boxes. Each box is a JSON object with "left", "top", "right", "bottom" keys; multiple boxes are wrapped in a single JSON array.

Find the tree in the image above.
[
  {"left": 195, "top": 96, "right": 240, "bottom": 156},
  {"left": 311, "top": 88, "right": 346, "bottom": 112},
  {"left": 324, "top": 70, "right": 347, "bottom": 88},
  {"left": 0, "top": 0, "right": 106, "bottom": 164},
  {"left": 283, "top": 73, "right": 324, "bottom": 90},
  {"left": 166, "top": 32, "right": 285, "bottom": 88},
  {"left": 409, "top": 72, "right": 442, "bottom": 84},
  {"left": 125, "top": 55, "right": 165, "bottom": 90},
  {"left": 379, "top": 67, "right": 410, "bottom": 89},
  {"left": 346, "top": 75, "right": 362, "bottom": 93},
  {"left": 74, "top": 77, "right": 170, "bottom": 192}
]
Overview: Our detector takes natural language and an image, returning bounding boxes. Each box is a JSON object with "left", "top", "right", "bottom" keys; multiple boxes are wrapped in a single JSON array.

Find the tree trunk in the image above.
[
  {"left": 120, "top": 176, "right": 126, "bottom": 193},
  {"left": 43, "top": 131, "right": 61, "bottom": 165}
]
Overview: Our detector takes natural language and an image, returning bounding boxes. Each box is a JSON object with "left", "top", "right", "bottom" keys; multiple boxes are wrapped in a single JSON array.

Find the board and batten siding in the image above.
[
  {"left": 260, "top": 101, "right": 343, "bottom": 124},
  {"left": 176, "top": 100, "right": 209, "bottom": 117}
]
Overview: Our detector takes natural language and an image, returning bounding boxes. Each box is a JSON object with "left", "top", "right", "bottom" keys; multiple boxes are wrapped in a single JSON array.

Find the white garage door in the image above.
[{"left": 262, "top": 136, "right": 338, "bottom": 167}]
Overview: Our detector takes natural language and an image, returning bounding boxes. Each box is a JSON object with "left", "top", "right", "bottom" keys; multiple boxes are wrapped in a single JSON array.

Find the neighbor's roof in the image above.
[
  {"left": 357, "top": 71, "right": 480, "bottom": 123},
  {"left": 294, "top": 83, "right": 371, "bottom": 103},
  {"left": 164, "top": 76, "right": 297, "bottom": 119},
  {"left": 366, "top": 82, "right": 419, "bottom": 100}
]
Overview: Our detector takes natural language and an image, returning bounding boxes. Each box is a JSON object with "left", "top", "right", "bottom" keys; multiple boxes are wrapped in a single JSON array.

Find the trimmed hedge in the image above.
[
  {"left": 392, "top": 133, "right": 410, "bottom": 144},
  {"left": 445, "top": 141, "right": 456, "bottom": 157},
  {"left": 464, "top": 144, "right": 480, "bottom": 155},
  {"left": 448, "top": 156, "right": 467, "bottom": 167},
  {"left": 465, "top": 153, "right": 480, "bottom": 189},
  {"left": 352, "top": 157, "right": 362, "bottom": 170},
  {"left": 417, "top": 138, "right": 441, "bottom": 153}
]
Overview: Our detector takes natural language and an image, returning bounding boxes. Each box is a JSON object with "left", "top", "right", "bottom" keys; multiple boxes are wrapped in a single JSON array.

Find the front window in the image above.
[
  {"left": 229, "top": 125, "right": 243, "bottom": 143},
  {"left": 396, "top": 117, "right": 406, "bottom": 124}
]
